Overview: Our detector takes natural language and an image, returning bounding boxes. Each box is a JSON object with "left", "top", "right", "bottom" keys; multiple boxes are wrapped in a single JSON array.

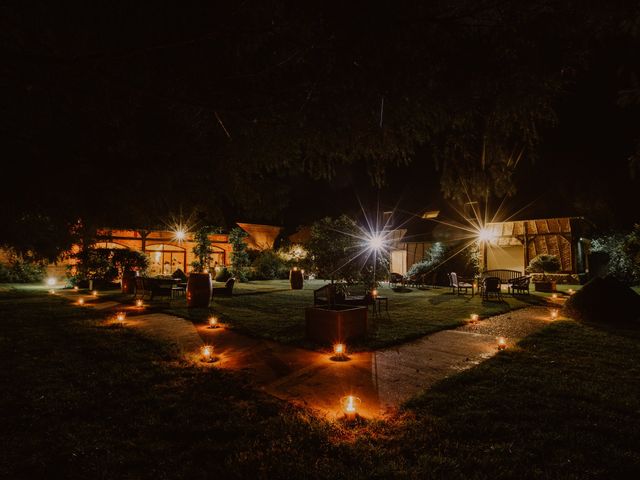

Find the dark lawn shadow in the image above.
[{"left": 428, "top": 293, "right": 474, "bottom": 305}]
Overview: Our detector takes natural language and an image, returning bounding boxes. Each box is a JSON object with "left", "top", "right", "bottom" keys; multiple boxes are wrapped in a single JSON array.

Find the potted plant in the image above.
[
  {"left": 112, "top": 249, "right": 149, "bottom": 294},
  {"left": 289, "top": 266, "right": 304, "bottom": 289},
  {"left": 187, "top": 226, "right": 213, "bottom": 308},
  {"left": 527, "top": 254, "right": 561, "bottom": 292}
]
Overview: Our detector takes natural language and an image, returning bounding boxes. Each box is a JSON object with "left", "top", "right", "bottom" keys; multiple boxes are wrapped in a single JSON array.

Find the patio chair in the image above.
[
  {"left": 482, "top": 276, "right": 502, "bottom": 300},
  {"left": 508, "top": 275, "right": 531, "bottom": 295},
  {"left": 449, "top": 272, "right": 474, "bottom": 295},
  {"left": 212, "top": 277, "right": 235, "bottom": 297}
]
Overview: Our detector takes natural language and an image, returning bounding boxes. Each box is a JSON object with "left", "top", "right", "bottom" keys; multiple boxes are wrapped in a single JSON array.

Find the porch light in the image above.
[
  {"left": 340, "top": 395, "right": 361, "bottom": 421},
  {"left": 478, "top": 228, "right": 495, "bottom": 242},
  {"left": 201, "top": 345, "right": 215, "bottom": 362},
  {"left": 208, "top": 316, "right": 219, "bottom": 328},
  {"left": 497, "top": 337, "right": 507, "bottom": 350}
]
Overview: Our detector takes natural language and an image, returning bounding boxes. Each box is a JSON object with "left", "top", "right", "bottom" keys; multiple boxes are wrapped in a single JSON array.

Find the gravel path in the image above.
[{"left": 458, "top": 305, "right": 557, "bottom": 339}]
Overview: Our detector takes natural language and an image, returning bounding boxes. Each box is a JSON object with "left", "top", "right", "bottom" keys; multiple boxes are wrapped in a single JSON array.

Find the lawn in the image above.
[
  {"left": 2, "top": 285, "right": 639, "bottom": 478},
  {"left": 165, "top": 279, "right": 548, "bottom": 349}
]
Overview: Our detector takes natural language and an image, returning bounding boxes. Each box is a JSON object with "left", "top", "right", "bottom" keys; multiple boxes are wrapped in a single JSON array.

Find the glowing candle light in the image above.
[
  {"left": 201, "top": 345, "right": 214, "bottom": 362},
  {"left": 470, "top": 313, "right": 479, "bottom": 322},
  {"left": 78, "top": 298, "right": 84, "bottom": 306},
  {"left": 136, "top": 299, "right": 143, "bottom": 308},
  {"left": 92, "top": 290, "right": 98, "bottom": 297},
  {"left": 341, "top": 395, "right": 361, "bottom": 421},
  {"left": 550, "top": 309, "right": 558, "bottom": 320},
  {"left": 49, "top": 289, "right": 56, "bottom": 295},
  {"left": 208, "top": 316, "right": 219, "bottom": 328},
  {"left": 568, "top": 288, "right": 575, "bottom": 295},
  {"left": 497, "top": 337, "right": 507, "bottom": 350},
  {"left": 73, "top": 286, "right": 79, "bottom": 291},
  {"left": 116, "top": 312, "right": 126, "bottom": 324},
  {"left": 551, "top": 293, "right": 558, "bottom": 300}
]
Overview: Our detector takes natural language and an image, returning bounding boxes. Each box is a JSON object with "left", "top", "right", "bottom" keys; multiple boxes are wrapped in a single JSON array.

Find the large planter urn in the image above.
[
  {"left": 534, "top": 280, "right": 557, "bottom": 292},
  {"left": 187, "top": 272, "right": 212, "bottom": 308},
  {"left": 289, "top": 268, "right": 303, "bottom": 290},
  {"left": 121, "top": 271, "right": 137, "bottom": 294},
  {"left": 305, "top": 305, "right": 368, "bottom": 344}
]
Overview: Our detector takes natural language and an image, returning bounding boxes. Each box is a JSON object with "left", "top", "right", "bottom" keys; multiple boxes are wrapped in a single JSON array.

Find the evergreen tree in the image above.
[{"left": 229, "top": 227, "right": 250, "bottom": 282}]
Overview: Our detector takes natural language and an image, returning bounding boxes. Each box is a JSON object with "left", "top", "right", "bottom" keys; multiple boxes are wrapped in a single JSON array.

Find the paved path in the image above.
[{"left": 62, "top": 288, "right": 557, "bottom": 419}]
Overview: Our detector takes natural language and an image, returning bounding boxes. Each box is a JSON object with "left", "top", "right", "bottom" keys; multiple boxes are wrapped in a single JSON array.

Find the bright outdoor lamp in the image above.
[{"left": 368, "top": 234, "right": 384, "bottom": 251}]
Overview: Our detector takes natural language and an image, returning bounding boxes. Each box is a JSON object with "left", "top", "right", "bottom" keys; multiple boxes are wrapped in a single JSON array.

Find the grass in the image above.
[
  {"left": 1, "top": 285, "right": 640, "bottom": 478},
  {"left": 164, "top": 279, "right": 547, "bottom": 349}
]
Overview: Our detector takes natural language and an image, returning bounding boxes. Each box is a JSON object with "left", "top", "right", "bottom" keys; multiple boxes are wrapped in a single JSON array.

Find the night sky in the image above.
[{"left": 2, "top": 1, "right": 639, "bottom": 245}]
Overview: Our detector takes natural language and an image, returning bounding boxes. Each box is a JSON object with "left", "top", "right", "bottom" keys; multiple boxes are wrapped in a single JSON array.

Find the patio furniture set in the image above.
[{"left": 448, "top": 269, "right": 531, "bottom": 300}]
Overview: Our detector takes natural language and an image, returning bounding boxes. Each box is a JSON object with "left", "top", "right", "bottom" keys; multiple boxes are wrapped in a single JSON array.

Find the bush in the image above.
[
  {"left": 563, "top": 276, "right": 640, "bottom": 324},
  {"left": 68, "top": 248, "right": 118, "bottom": 285},
  {"left": 251, "top": 249, "right": 290, "bottom": 280},
  {"left": 111, "top": 249, "right": 149, "bottom": 276},
  {"left": 406, "top": 241, "right": 479, "bottom": 286},
  {"left": 591, "top": 227, "right": 640, "bottom": 285},
  {"left": 0, "top": 257, "right": 46, "bottom": 283},
  {"left": 215, "top": 267, "right": 232, "bottom": 282},
  {"left": 526, "top": 254, "right": 561, "bottom": 277}
]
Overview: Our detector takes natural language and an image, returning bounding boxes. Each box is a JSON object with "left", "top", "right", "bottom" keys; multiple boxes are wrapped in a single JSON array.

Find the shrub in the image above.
[
  {"left": 563, "top": 276, "right": 640, "bottom": 324},
  {"left": 590, "top": 230, "right": 640, "bottom": 285},
  {"left": 111, "top": 249, "right": 149, "bottom": 276},
  {"left": 526, "top": 254, "right": 561, "bottom": 279},
  {"left": 215, "top": 267, "right": 232, "bottom": 282},
  {"left": 68, "top": 248, "right": 119, "bottom": 285},
  {"left": 252, "top": 249, "right": 290, "bottom": 280},
  {"left": 406, "top": 242, "right": 479, "bottom": 286},
  {"left": 0, "top": 257, "right": 46, "bottom": 283}
]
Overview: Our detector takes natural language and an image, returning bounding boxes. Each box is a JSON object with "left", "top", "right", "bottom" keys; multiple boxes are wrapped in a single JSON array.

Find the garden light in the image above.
[
  {"left": 49, "top": 289, "right": 56, "bottom": 295},
  {"left": 371, "top": 289, "right": 378, "bottom": 297},
  {"left": 568, "top": 288, "right": 575, "bottom": 295},
  {"left": 550, "top": 309, "right": 558, "bottom": 320},
  {"left": 201, "top": 345, "right": 215, "bottom": 362},
  {"left": 116, "top": 312, "right": 126, "bottom": 324},
  {"left": 470, "top": 313, "right": 479, "bottom": 322},
  {"left": 92, "top": 290, "right": 98, "bottom": 297},
  {"left": 136, "top": 299, "right": 144, "bottom": 308},
  {"left": 551, "top": 293, "right": 558, "bottom": 300},
  {"left": 208, "top": 316, "right": 219, "bottom": 328},
  {"left": 46, "top": 277, "right": 56, "bottom": 286},
  {"left": 73, "top": 286, "right": 79, "bottom": 291},
  {"left": 340, "top": 395, "right": 361, "bottom": 421},
  {"left": 332, "top": 343, "right": 349, "bottom": 361},
  {"left": 497, "top": 337, "right": 507, "bottom": 350},
  {"left": 78, "top": 298, "right": 84, "bottom": 306}
]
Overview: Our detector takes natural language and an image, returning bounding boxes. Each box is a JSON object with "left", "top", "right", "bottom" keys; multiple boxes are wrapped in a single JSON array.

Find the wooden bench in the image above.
[{"left": 481, "top": 269, "right": 522, "bottom": 284}]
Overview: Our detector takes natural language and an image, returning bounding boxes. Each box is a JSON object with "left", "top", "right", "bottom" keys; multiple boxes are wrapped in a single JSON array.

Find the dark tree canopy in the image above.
[{"left": 1, "top": 1, "right": 639, "bottom": 258}]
